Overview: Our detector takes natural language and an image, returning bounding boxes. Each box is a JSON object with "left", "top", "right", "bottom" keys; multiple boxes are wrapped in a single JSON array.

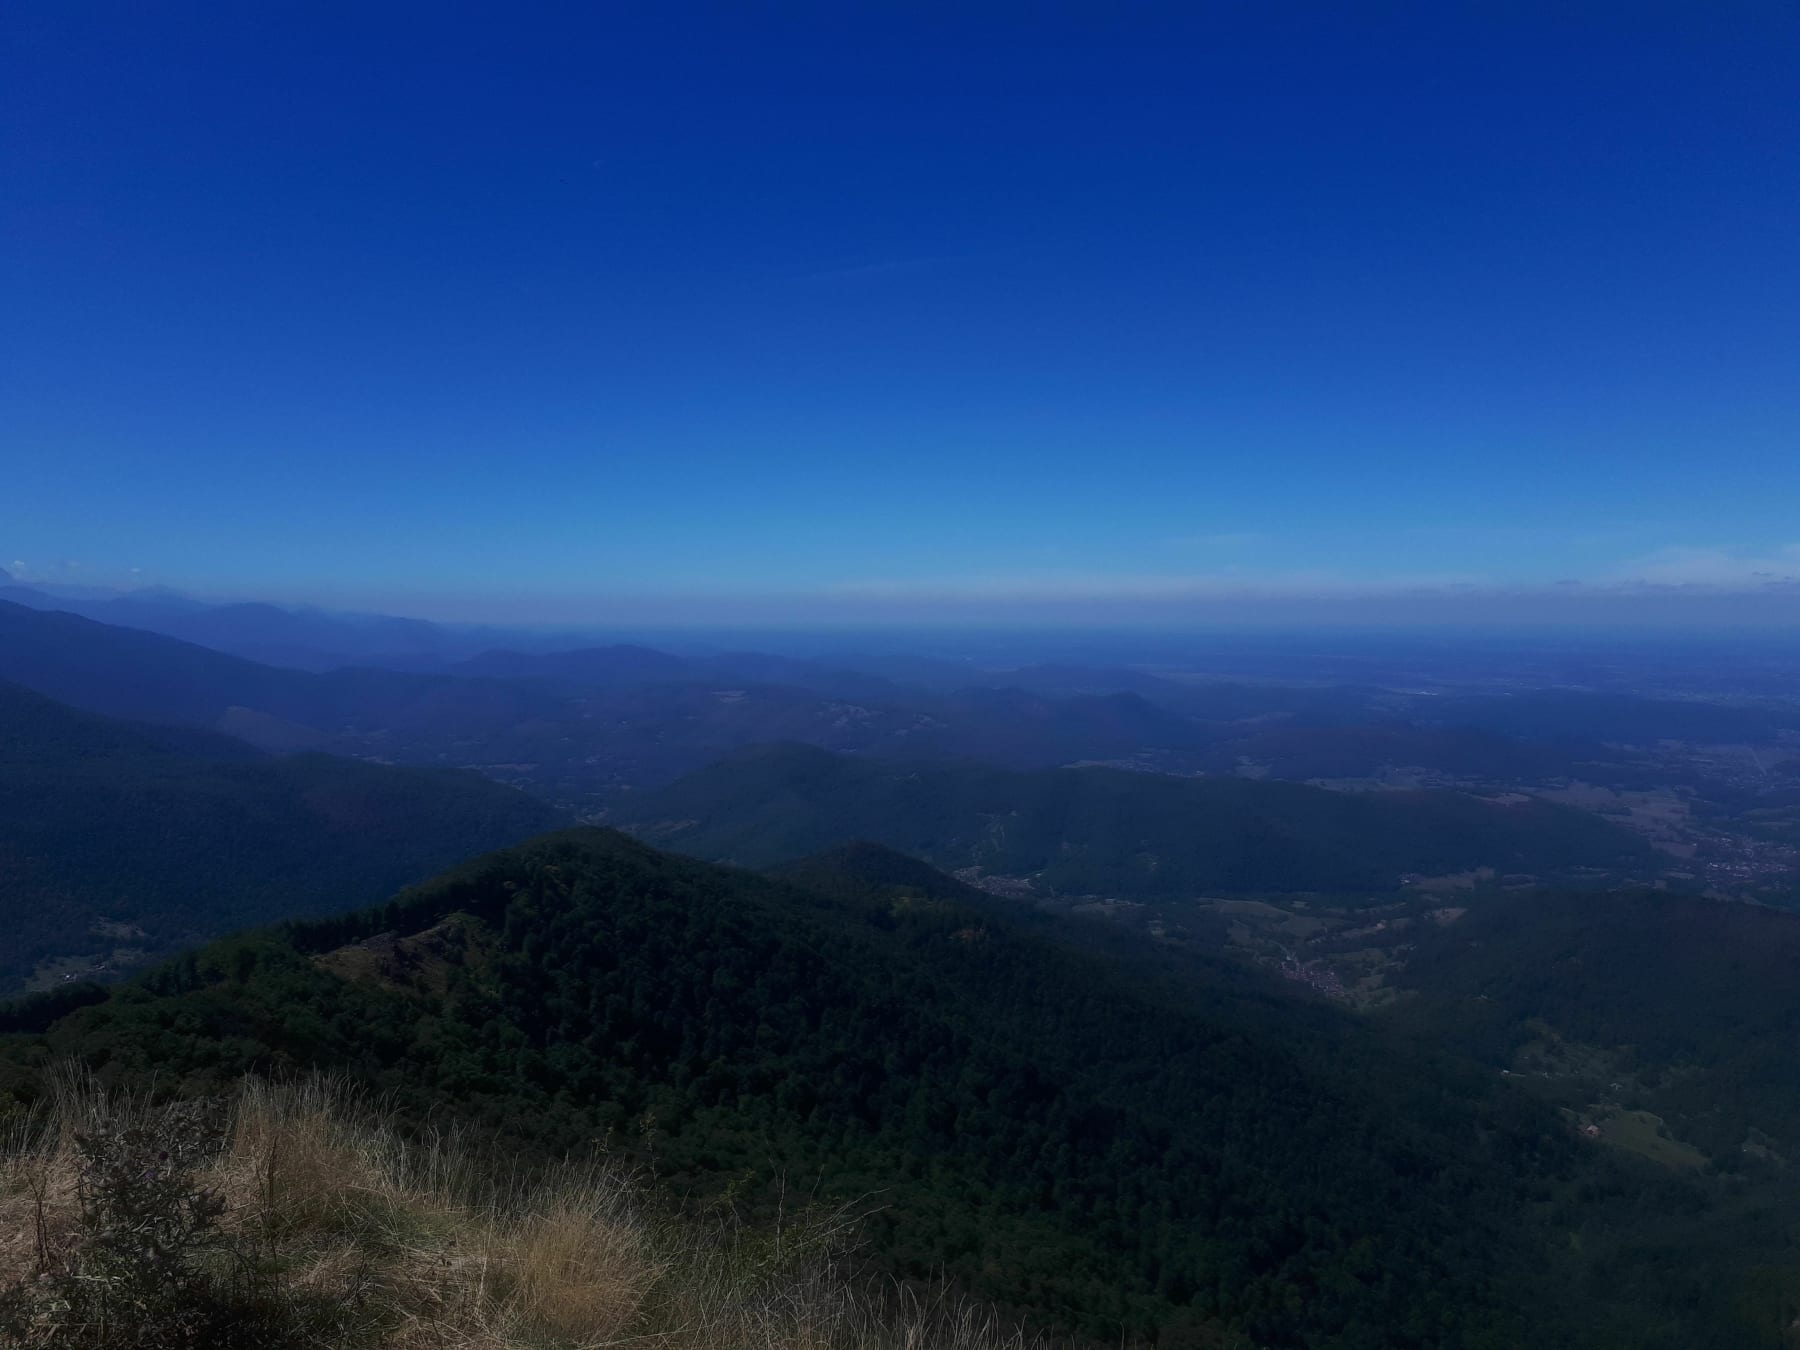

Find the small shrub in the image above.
[
  {"left": 64, "top": 1102, "right": 228, "bottom": 1332},
  {"left": 0, "top": 1099, "right": 334, "bottom": 1349}
]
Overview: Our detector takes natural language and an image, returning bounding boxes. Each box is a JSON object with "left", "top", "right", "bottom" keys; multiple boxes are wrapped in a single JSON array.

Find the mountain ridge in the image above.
[
  {"left": 628, "top": 742, "right": 1660, "bottom": 895},
  {"left": 0, "top": 825, "right": 1722, "bottom": 1347}
]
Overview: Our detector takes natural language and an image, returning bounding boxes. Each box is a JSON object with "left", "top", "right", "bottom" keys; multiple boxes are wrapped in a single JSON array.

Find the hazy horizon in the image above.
[{"left": 9, "top": 562, "right": 1800, "bottom": 638}]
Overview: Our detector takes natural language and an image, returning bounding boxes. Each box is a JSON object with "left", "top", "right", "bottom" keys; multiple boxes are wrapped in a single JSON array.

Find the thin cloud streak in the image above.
[
  {"left": 830, "top": 570, "right": 1495, "bottom": 601},
  {"left": 1161, "top": 533, "right": 1268, "bottom": 550},
  {"left": 1612, "top": 544, "right": 1800, "bottom": 587},
  {"left": 12, "top": 542, "right": 1800, "bottom": 628}
]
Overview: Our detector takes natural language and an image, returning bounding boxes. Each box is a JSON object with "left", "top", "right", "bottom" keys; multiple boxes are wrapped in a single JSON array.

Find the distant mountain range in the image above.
[
  {"left": 8, "top": 583, "right": 1793, "bottom": 746},
  {"left": 0, "top": 601, "right": 1225, "bottom": 800},
  {"left": 0, "top": 578, "right": 601, "bottom": 670},
  {"left": 6, "top": 594, "right": 1789, "bottom": 894}
]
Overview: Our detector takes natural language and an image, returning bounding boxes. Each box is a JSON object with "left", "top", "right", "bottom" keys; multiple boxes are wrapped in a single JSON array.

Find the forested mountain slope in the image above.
[
  {"left": 0, "top": 829, "right": 1770, "bottom": 1348},
  {"left": 1423, "top": 690, "right": 1799, "bottom": 745},
  {"left": 0, "top": 680, "right": 563, "bottom": 991},
  {"left": 628, "top": 743, "right": 1659, "bottom": 894},
  {"left": 1393, "top": 888, "right": 1800, "bottom": 1163},
  {"left": 1200, "top": 719, "right": 1645, "bottom": 783}
]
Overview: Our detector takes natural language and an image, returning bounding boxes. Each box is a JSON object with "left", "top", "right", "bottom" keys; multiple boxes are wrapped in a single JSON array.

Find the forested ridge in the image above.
[
  {"left": 629, "top": 742, "right": 1658, "bottom": 894},
  {"left": 1, "top": 829, "right": 1787, "bottom": 1347}
]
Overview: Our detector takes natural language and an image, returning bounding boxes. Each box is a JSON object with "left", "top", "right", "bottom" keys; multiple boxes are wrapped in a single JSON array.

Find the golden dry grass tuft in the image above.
[{"left": 0, "top": 1070, "right": 1048, "bottom": 1349}]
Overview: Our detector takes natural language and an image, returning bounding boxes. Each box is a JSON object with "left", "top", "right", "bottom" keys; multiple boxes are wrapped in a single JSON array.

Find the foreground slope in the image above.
[
  {"left": 629, "top": 743, "right": 1658, "bottom": 894},
  {"left": 0, "top": 829, "right": 1754, "bottom": 1348},
  {"left": 2, "top": 1076, "right": 1036, "bottom": 1350},
  {"left": 0, "top": 680, "right": 564, "bottom": 991}
]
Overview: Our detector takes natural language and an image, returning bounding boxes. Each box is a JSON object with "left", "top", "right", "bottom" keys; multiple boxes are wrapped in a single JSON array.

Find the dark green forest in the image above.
[
  {"left": 3, "top": 829, "right": 1794, "bottom": 1347},
  {"left": 629, "top": 742, "right": 1659, "bottom": 894},
  {"left": 1393, "top": 889, "right": 1800, "bottom": 1163}
]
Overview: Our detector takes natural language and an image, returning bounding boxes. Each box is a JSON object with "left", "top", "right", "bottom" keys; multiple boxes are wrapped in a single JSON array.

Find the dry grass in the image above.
[{"left": 0, "top": 1070, "right": 1050, "bottom": 1349}]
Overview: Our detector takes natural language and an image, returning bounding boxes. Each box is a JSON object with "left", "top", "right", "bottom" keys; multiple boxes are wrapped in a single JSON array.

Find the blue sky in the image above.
[{"left": 4, "top": 4, "right": 1798, "bottom": 625}]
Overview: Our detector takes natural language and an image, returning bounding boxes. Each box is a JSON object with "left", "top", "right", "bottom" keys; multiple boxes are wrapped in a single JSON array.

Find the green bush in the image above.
[{"left": 0, "top": 1100, "right": 349, "bottom": 1349}]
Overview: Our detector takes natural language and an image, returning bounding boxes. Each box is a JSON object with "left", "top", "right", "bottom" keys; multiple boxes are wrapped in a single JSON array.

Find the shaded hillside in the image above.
[
  {"left": 925, "top": 686, "right": 1216, "bottom": 763},
  {"left": 0, "top": 830, "right": 1732, "bottom": 1347},
  {"left": 628, "top": 744, "right": 1659, "bottom": 895},
  {"left": 0, "top": 677, "right": 262, "bottom": 764},
  {"left": 1392, "top": 889, "right": 1800, "bottom": 1163},
  {"left": 1209, "top": 720, "right": 1645, "bottom": 784},
  {"left": 977, "top": 667, "right": 1388, "bottom": 725},
  {"left": 0, "top": 583, "right": 545, "bottom": 671},
  {"left": 0, "top": 599, "right": 560, "bottom": 738},
  {"left": 1423, "top": 690, "right": 1799, "bottom": 745},
  {"left": 454, "top": 643, "right": 696, "bottom": 686},
  {"left": 441, "top": 653, "right": 1219, "bottom": 772},
  {"left": 453, "top": 646, "right": 914, "bottom": 705},
  {"left": 0, "top": 681, "right": 563, "bottom": 991}
]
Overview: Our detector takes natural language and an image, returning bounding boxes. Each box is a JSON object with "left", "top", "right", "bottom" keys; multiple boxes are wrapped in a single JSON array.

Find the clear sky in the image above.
[{"left": 5, "top": 4, "right": 1798, "bottom": 626}]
